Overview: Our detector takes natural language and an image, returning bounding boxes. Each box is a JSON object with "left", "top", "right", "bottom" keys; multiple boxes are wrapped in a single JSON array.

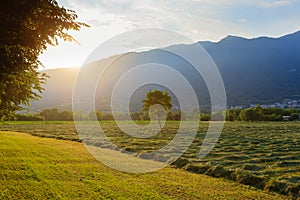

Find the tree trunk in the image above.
[{"left": 157, "top": 115, "right": 162, "bottom": 131}]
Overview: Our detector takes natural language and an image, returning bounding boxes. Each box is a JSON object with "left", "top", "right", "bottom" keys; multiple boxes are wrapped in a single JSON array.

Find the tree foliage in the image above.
[
  {"left": 40, "top": 108, "right": 73, "bottom": 121},
  {"left": 236, "top": 105, "right": 299, "bottom": 121},
  {"left": 142, "top": 90, "right": 172, "bottom": 128},
  {"left": 16, "top": 113, "right": 45, "bottom": 121},
  {"left": 0, "top": 0, "right": 88, "bottom": 120},
  {"left": 239, "top": 106, "right": 263, "bottom": 121}
]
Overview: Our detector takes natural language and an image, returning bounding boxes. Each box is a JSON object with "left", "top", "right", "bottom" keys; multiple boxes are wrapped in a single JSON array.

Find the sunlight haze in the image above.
[{"left": 39, "top": 0, "right": 300, "bottom": 69}]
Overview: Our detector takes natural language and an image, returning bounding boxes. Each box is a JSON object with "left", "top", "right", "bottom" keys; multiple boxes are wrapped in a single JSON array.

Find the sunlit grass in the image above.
[
  {"left": 1, "top": 121, "right": 300, "bottom": 197},
  {"left": 0, "top": 131, "right": 286, "bottom": 199}
]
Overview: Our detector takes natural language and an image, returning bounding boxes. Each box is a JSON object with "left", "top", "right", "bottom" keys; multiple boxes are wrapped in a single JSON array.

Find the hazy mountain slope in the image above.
[
  {"left": 28, "top": 31, "right": 300, "bottom": 111},
  {"left": 29, "top": 68, "right": 80, "bottom": 111},
  {"left": 200, "top": 31, "right": 300, "bottom": 104}
]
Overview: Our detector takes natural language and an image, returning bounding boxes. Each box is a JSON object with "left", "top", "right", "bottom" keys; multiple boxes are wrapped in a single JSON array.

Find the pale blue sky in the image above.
[{"left": 39, "top": 0, "right": 300, "bottom": 69}]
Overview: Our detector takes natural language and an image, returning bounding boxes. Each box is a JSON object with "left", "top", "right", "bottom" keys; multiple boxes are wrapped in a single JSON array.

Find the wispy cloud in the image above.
[
  {"left": 258, "top": 0, "right": 295, "bottom": 8},
  {"left": 63, "top": 0, "right": 244, "bottom": 41},
  {"left": 63, "top": 0, "right": 300, "bottom": 40},
  {"left": 41, "top": 0, "right": 300, "bottom": 68}
]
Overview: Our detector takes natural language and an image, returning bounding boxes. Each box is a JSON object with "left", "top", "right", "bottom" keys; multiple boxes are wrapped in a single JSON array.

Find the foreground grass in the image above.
[
  {"left": 0, "top": 131, "right": 285, "bottom": 199},
  {"left": 1, "top": 121, "right": 300, "bottom": 197}
]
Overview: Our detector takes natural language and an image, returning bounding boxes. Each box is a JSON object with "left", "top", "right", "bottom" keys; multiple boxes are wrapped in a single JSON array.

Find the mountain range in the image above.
[{"left": 28, "top": 31, "right": 300, "bottom": 112}]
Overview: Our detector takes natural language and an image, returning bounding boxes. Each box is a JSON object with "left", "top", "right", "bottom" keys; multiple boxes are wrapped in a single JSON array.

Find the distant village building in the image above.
[
  {"left": 283, "top": 116, "right": 291, "bottom": 121},
  {"left": 230, "top": 99, "right": 300, "bottom": 112}
]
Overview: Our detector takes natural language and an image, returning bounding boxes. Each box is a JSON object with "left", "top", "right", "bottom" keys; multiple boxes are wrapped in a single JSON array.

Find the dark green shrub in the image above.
[
  {"left": 200, "top": 112, "right": 211, "bottom": 121},
  {"left": 16, "top": 114, "right": 45, "bottom": 121},
  {"left": 211, "top": 112, "right": 224, "bottom": 121},
  {"left": 101, "top": 114, "right": 114, "bottom": 120},
  {"left": 167, "top": 111, "right": 183, "bottom": 121},
  {"left": 40, "top": 108, "right": 74, "bottom": 121},
  {"left": 262, "top": 114, "right": 282, "bottom": 121},
  {"left": 130, "top": 112, "right": 142, "bottom": 120},
  {"left": 290, "top": 113, "right": 300, "bottom": 121}
]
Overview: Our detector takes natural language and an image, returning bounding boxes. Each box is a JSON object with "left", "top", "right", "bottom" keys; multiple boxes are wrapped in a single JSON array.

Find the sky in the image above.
[{"left": 39, "top": 0, "right": 300, "bottom": 69}]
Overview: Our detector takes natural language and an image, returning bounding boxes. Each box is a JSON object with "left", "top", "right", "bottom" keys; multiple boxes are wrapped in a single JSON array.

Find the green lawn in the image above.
[{"left": 0, "top": 131, "right": 286, "bottom": 199}]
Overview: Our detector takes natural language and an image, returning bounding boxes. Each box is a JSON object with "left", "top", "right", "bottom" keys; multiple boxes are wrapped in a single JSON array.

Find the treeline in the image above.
[
  {"left": 14, "top": 109, "right": 186, "bottom": 121},
  {"left": 87, "top": 111, "right": 184, "bottom": 121},
  {"left": 225, "top": 105, "right": 299, "bottom": 121},
  {"left": 15, "top": 108, "right": 73, "bottom": 121},
  {"left": 13, "top": 106, "right": 299, "bottom": 121}
]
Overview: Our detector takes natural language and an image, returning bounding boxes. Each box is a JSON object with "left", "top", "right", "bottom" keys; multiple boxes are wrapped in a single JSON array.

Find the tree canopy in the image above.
[
  {"left": 142, "top": 90, "right": 172, "bottom": 129},
  {"left": 0, "top": 0, "right": 88, "bottom": 120}
]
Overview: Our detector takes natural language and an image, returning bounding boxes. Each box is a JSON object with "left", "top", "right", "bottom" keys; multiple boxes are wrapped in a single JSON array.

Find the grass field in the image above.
[
  {"left": 1, "top": 121, "right": 300, "bottom": 198},
  {"left": 0, "top": 131, "right": 287, "bottom": 199}
]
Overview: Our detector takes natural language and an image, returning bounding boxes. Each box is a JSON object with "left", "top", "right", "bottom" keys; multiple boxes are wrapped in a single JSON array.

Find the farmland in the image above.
[
  {"left": 1, "top": 121, "right": 300, "bottom": 198},
  {"left": 0, "top": 131, "right": 286, "bottom": 199}
]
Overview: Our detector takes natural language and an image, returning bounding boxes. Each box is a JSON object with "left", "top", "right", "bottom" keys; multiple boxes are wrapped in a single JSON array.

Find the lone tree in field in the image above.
[
  {"left": 142, "top": 90, "right": 172, "bottom": 129},
  {"left": 0, "top": 0, "right": 88, "bottom": 120}
]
